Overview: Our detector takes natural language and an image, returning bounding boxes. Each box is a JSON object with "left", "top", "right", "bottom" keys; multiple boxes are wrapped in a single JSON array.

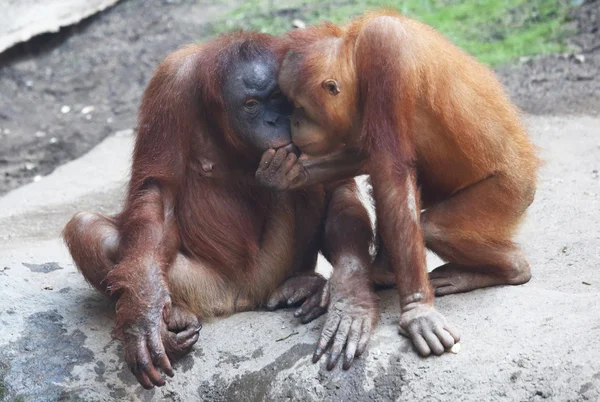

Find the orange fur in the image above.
[{"left": 278, "top": 10, "right": 540, "bottom": 305}]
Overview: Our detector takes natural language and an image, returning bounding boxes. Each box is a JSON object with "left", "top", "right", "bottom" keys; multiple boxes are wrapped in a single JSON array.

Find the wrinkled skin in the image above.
[
  {"left": 256, "top": 146, "right": 365, "bottom": 190},
  {"left": 266, "top": 269, "right": 378, "bottom": 370},
  {"left": 266, "top": 274, "right": 328, "bottom": 323},
  {"left": 116, "top": 288, "right": 174, "bottom": 389},
  {"left": 222, "top": 57, "right": 294, "bottom": 152},
  {"left": 312, "top": 273, "right": 378, "bottom": 370},
  {"left": 120, "top": 295, "right": 201, "bottom": 389},
  {"left": 398, "top": 303, "right": 459, "bottom": 356},
  {"left": 255, "top": 147, "right": 303, "bottom": 190},
  {"left": 162, "top": 305, "right": 202, "bottom": 360}
]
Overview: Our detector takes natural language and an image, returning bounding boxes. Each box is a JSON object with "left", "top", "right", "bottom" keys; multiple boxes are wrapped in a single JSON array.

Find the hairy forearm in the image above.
[
  {"left": 370, "top": 167, "right": 432, "bottom": 306},
  {"left": 289, "top": 149, "right": 367, "bottom": 190},
  {"left": 322, "top": 180, "right": 373, "bottom": 279},
  {"left": 108, "top": 186, "right": 180, "bottom": 295}
]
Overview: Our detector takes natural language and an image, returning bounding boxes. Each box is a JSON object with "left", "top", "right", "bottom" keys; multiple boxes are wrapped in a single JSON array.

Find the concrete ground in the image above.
[{"left": 0, "top": 115, "right": 599, "bottom": 401}]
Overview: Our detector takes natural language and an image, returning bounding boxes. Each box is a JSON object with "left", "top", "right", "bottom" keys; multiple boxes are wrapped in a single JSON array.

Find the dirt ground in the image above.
[
  {"left": 0, "top": 0, "right": 598, "bottom": 196},
  {"left": 497, "top": 0, "right": 600, "bottom": 115}
]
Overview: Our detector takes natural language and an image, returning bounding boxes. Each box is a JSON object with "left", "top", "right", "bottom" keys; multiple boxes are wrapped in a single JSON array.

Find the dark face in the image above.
[{"left": 222, "top": 57, "right": 294, "bottom": 152}]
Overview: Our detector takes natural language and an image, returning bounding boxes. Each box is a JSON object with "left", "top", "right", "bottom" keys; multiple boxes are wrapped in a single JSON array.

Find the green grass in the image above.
[{"left": 213, "top": 0, "right": 576, "bottom": 66}]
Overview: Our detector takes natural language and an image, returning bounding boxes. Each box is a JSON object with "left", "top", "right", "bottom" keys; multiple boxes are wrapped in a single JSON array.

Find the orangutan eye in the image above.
[
  {"left": 270, "top": 90, "right": 283, "bottom": 100},
  {"left": 322, "top": 79, "right": 340, "bottom": 95},
  {"left": 244, "top": 99, "right": 259, "bottom": 108}
]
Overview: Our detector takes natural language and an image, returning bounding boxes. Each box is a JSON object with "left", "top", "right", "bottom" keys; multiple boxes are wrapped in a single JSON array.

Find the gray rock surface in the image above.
[
  {"left": 0, "top": 0, "right": 121, "bottom": 54},
  {"left": 1, "top": 115, "right": 600, "bottom": 401}
]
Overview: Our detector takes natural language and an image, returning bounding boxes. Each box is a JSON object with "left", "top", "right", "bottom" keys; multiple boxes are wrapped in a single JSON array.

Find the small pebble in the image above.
[
  {"left": 42, "top": 285, "right": 53, "bottom": 290},
  {"left": 33, "top": 175, "right": 42, "bottom": 182},
  {"left": 81, "top": 106, "right": 95, "bottom": 114},
  {"left": 450, "top": 343, "right": 461, "bottom": 354},
  {"left": 49, "top": 137, "right": 58, "bottom": 144},
  {"left": 292, "top": 19, "right": 306, "bottom": 29},
  {"left": 35, "top": 131, "right": 46, "bottom": 138},
  {"left": 24, "top": 162, "right": 35, "bottom": 170},
  {"left": 60, "top": 105, "right": 71, "bottom": 114}
]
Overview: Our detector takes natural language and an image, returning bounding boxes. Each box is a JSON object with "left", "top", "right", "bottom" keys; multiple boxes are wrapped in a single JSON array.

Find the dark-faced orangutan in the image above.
[
  {"left": 63, "top": 32, "right": 379, "bottom": 389},
  {"left": 256, "top": 11, "right": 539, "bottom": 358}
]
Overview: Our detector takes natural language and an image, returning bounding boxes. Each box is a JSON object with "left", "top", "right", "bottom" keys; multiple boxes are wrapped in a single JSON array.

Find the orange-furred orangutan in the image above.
[{"left": 256, "top": 10, "right": 539, "bottom": 358}]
